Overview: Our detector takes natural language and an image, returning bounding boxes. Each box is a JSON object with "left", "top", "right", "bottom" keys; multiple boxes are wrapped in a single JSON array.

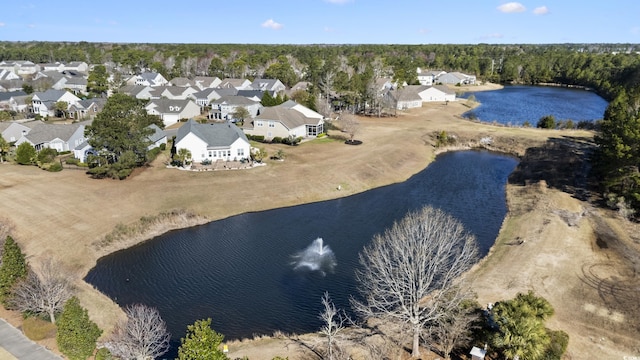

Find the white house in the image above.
[
  {"left": 193, "top": 76, "right": 222, "bottom": 90},
  {"left": 250, "top": 78, "right": 286, "bottom": 93},
  {"left": 243, "top": 100, "right": 324, "bottom": 140},
  {"left": 119, "top": 85, "right": 155, "bottom": 100},
  {"left": 418, "top": 85, "right": 456, "bottom": 102},
  {"left": 416, "top": 69, "right": 446, "bottom": 86},
  {"left": 0, "top": 122, "right": 31, "bottom": 143},
  {"left": 145, "top": 99, "right": 201, "bottom": 126},
  {"left": 219, "top": 78, "right": 252, "bottom": 90},
  {"left": 175, "top": 119, "right": 251, "bottom": 163},
  {"left": 146, "top": 124, "right": 167, "bottom": 150},
  {"left": 148, "top": 86, "right": 199, "bottom": 100},
  {"left": 15, "top": 121, "right": 89, "bottom": 152},
  {"left": 0, "top": 61, "right": 40, "bottom": 75},
  {"left": 210, "top": 95, "right": 262, "bottom": 121},
  {"left": 385, "top": 86, "right": 426, "bottom": 110},
  {"left": 127, "top": 72, "right": 168, "bottom": 87},
  {"left": 31, "top": 89, "right": 82, "bottom": 118}
]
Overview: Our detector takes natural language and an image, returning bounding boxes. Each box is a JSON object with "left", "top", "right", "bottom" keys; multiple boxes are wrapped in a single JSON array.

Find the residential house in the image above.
[
  {"left": 193, "top": 76, "right": 222, "bottom": 90},
  {"left": 0, "top": 69, "right": 21, "bottom": 82},
  {"left": 0, "top": 90, "right": 26, "bottom": 111},
  {"left": 243, "top": 100, "right": 324, "bottom": 140},
  {"left": 146, "top": 124, "right": 167, "bottom": 150},
  {"left": 127, "top": 72, "right": 168, "bottom": 87},
  {"left": 218, "top": 78, "right": 252, "bottom": 90},
  {"left": 436, "top": 71, "right": 476, "bottom": 85},
  {"left": 287, "top": 81, "right": 310, "bottom": 97},
  {"left": 250, "top": 78, "right": 286, "bottom": 93},
  {"left": 168, "top": 77, "right": 195, "bottom": 87},
  {"left": 40, "top": 62, "right": 64, "bottom": 72},
  {"left": 67, "top": 98, "right": 106, "bottom": 120},
  {"left": 192, "top": 88, "right": 237, "bottom": 108},
  {"left": 385, "top": 85, "right": 427, "bottom": 110},
  {"left": 175, "top": 118, "right": 250, "bottom": 163},
  {"left": 7, "top": 94, "right": 30, "bottom": 113},
  {"left": 62, "top": 61, "right": 89, "bottom": 73},
  {"left": 31, "top": 89, "right": 82, "bottom": 118},
  {"left": 375, "top": 78, "right": 396, "bottom": 93},
  {"left": 417, "top": 68, "right": 446, "bottom": 86},
  {"left": 15, "top": 120, "right": 90, "bottom": 152},
  {"left": 148, "top": 85, "right": 198, "bottom": 100},
  {"left": 118, "top": 85, "right": 155, "bottom": 100},
  {"left": 0, "top": 122, "right": 31, "bottom": 143},
  {"left": 236, "top": 90, "right": 269, "bottom": 102},
  {"left": 210, "top": 95, "right": 261, "bottom": 121},
  {"left": 418, "top": 85, "right": 456, "bottom": 102},
  {"left": 0, "top": 61, "right": 40, "bottom": 76},
  {"left": 74, "top": 124, "right": 165, "bottom": 162},
  {"left": 52, "top": 75, "right": 88, "bottom": 95},
  {"left": 145, "top": 98, "right": 201, "bottom": 126},
  {"left": 0, "top": 69, "right": 24, "bottom": 92}
]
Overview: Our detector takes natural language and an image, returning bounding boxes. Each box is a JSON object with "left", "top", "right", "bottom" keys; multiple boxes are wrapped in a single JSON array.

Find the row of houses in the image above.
[{"left": 416, "top": 68, "right": 477, "bottom": 86}]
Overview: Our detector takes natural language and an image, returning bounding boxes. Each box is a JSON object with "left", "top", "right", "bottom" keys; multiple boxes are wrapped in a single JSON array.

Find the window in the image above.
[
  {"left": 237, "top": 148, "right": 244, "bottom": 157},
  {"left": 268, "top": 121, "right": 275, "bottom": 128},
  {"left": 256, "top": 120, "right": 264, "bottom": 127},
  {"left": 208, "top": 151, "right": 212, "bottom": 158}
]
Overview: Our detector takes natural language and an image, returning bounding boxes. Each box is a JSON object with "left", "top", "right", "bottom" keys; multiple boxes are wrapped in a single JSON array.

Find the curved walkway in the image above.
[{"left": 0, "top": 319, "right": 61, "bottom": 360}]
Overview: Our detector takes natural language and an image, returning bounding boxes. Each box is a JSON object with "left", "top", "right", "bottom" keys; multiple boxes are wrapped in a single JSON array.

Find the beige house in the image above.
[{"left": 243, "top": 100, "right": 324, "bottom": 141}]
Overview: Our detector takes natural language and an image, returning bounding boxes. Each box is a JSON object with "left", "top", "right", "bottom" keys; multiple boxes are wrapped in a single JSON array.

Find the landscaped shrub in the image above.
[
  {"left": 247, "top": 135, "right": 265, "bottom": 142},
  {"left": 159, "top": 143, "right": 166, "bottom": 151},
  {"left": 47, "top": 162, "right": 63, "bottom": 172},
  {"left": 201, "top": 158, "right": 212, "bottom": 165},
  {"left": 65, "top": 157, "right": 80, "bottom": 165},
  {"left": 147, "top": 147, "right": 162, "bottom": 161},
  {"left": 537, "top": 115, "right": 556, "bottom": 129},
  {"left": 271, "top": 136, "right": 283, "bottom": 144}
]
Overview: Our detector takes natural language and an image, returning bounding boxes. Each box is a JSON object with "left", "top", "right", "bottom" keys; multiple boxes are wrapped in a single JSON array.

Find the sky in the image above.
[{"left": 1, "top": 0, "right": 639, "bottom": 45}]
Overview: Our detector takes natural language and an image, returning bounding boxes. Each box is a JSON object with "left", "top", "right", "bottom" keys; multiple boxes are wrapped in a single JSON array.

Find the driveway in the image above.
[{"left": 0, "top": 319, "right": 62, "bottom": 360}]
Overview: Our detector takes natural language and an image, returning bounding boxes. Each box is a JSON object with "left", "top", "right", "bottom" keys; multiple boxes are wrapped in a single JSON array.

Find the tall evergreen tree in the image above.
[
  {"left": 87, "top": 65, "right": 109, "bottom": 96},
  {"left": 15, "top": 142, "right": 36, "bottom": 165},
  {"left": 177, "top": 318, "right": 228, "bottom": 360},
  {"left": 56, "top": 296, "right": 102, "bottom": 360},
  {"left": 0, "top": 236, "right": 28, "bottom": 306}
]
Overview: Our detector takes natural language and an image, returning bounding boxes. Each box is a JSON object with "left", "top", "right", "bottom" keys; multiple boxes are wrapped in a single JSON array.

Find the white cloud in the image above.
[
  {"left": 261, "top": 19, "right": 283, "bottom": 30},
  {"left": 0, "top": 22, "right": 5, "bottom": 27},
  {"left": 325, "top": 0, "right": 353, "bottom": 4},
  {"left": 497, "top": 2, "right": 526, "bottom": 13},
  {"left": 533, "top": 6, "right": 549, "bottom": 15}
]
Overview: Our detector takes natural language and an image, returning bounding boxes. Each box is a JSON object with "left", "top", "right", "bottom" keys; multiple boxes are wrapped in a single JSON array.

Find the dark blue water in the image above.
[
  {"left": 85, "top": 150, "right": 517, "bottom": 356},
  {"left": 461, "top": 85, "right": 608, "bottom": 125}
]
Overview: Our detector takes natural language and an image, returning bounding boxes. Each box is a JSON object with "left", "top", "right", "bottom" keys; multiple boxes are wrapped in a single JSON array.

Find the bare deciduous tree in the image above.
[
  {"left": 427, "top": 292, "right": 481, "bottom": 360},
  {"left": 339, "top": 113, "right": 360, "bottom": 143},
  {"left": 10, "top": 258, "right": 73, "bottom": 324},
  {"left": 318, "top": 292, "right": 349, "bottom": 360},
  {"left": 351, "top": 206, "right": 479, "bottom": 358},
  {"left": 103, "top": 304, "right": 170, "bottom": 360}
]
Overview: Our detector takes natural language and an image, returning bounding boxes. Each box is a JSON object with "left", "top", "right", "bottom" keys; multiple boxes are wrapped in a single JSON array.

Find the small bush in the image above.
[
  {"left": 201, "top": 158, "right": 212, "bottom": 165},
  {"left": 48, "top": 162, "right": 63, "bottom": 172},
  {"left": 147, "top": 147, "right": 162, "bottom": 161},
  {"left": 537, "top": 115, "right": 556, "bottom": 129},
  {"left": 23, "top": 316, "right": 57, "bottom": 341},
  {"left": 247, "top": 135, "right": 265, "bottom": 142},
  {"left": 159, "top": 143, "right": 166, "bottom": 151},
  {"left": 65, "top": 157, "right": 80, "bottom": 165},
  {"left": 271, "top": 136, "right": 283, "bottom": 144},
  {"left": 95, "top": 347, "right": 113, "bottom": 360}
]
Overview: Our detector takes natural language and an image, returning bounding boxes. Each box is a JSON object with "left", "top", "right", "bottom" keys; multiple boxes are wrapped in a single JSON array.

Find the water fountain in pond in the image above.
[{"left": 292, "top": 238, "right": 337, "bottom": 275}]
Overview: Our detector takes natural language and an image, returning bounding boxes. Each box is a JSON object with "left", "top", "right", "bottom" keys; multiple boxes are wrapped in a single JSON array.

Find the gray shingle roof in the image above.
[
  {"left": 146, "top": 124, "right": 166, "bottom": 143},
  {"left": 147, "top": 98, "right": 193, "bottom": 113},
  {"left": 212, "top": 95, "right": 259, "bottom": 106},
  {"left": 256, "top": 102, "right": 321, "bottom": 130},
  {"left": 23, "top": 122, "right": 84, "bottom": 145},
  {"left": 176, "top": 119, "right": 248, "bottom": 148},
  {"left": 33, "top": 89, "right": 68, "bottom": 102}
]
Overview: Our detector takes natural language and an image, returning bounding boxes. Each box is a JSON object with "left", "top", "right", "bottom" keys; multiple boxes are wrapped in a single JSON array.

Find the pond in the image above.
[
  {"left": 460, "top": 85, "right": 608, "bottom": 126},
  {"left": 85, "top": 150, "right": 518, "bottom": 355}
]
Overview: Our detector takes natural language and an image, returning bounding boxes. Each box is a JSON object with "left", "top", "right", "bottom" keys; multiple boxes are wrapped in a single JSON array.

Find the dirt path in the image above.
[{"left": 1, "top": 95, "right": 637, "bottom": 359}]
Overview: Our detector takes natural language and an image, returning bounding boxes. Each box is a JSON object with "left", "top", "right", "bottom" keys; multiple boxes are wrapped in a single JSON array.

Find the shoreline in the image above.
[{"left": 2, "top": 95, "right": 634, "bottom": 359}]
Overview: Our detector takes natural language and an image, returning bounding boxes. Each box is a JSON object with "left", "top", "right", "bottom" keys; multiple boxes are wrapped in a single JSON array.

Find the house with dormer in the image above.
[
  {"left": 250, "top": 78, "right": 286, "bottom": 93},
  {"left": 145, "top": 98, "right": 200, "bottom": 126},
  {"left": 119, "top": 85, "right": 155, "bottom": 100},
  {"left": 0, "top": 122, "right": 32, "bottom": 143},
  {"left": 175, "top": 119, "right": 250, "bottom": 163},
  {"left": 243, "top": 100, "right": 324, "bottom": 140},
  {"left": 31, "top": 89, "right": 82, "bottom": 118},
  {"left": 193, "top": 88, "right": 237, "bottom": 108},
  {"left": 0, "top": 61, "right": 40, "bottom": 76},
  {"left": 67, "top": 98, "right": 106, "bottom": 120}
]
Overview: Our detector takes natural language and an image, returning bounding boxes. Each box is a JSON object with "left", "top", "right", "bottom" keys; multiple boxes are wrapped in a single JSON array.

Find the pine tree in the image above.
[
  {"left": 0, "top": 236, "right": 28, "bottom": 306},
  {"left": 56, "top": 296, "right": 102, "bottom": 360},
  {"left": 177, "top": 318, "right": 228, "bottom": 360}
]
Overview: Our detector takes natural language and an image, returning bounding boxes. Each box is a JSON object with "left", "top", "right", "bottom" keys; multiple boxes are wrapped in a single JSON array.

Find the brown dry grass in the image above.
[{"left": 1, "top": 89, "right": 638, "bottom": 359}]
